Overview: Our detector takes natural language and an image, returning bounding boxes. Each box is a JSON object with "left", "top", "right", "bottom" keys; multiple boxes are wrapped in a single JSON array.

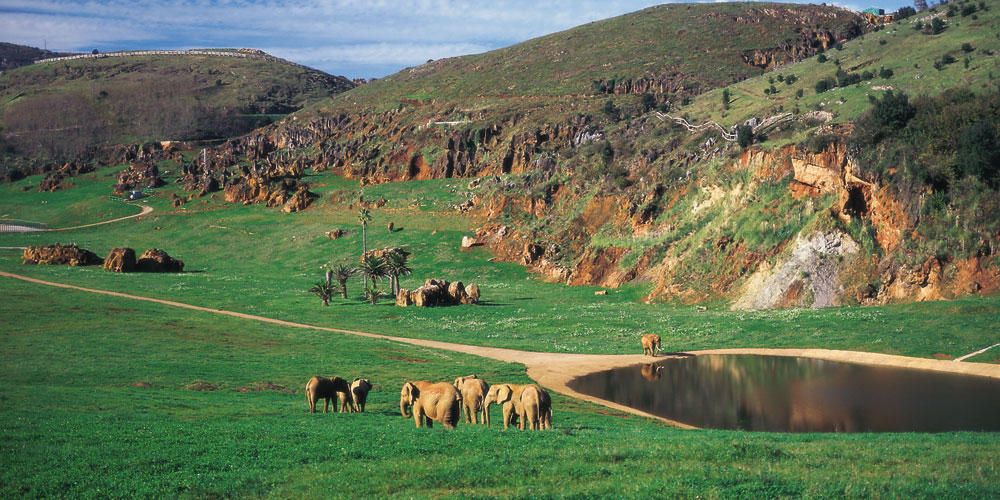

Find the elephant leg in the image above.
[
  {"left": 414, "top": 407, "right": 423, "bottom": 428},
  {"left": 323, "top": 398, "right": 330, "bottom": 414},
  {"left": 526, "top": 407, "right": 539, "bottom": 430},
  {"left": 502, "top": 406, "right": 512, "bottom": 429}
]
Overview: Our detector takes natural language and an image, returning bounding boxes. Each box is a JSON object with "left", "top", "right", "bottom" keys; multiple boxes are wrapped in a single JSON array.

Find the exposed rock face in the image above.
[
  {"left": 361, "top": 247, "right": 410, "bottom": 262},
  {"left": 731, "top": 231, "right": 859, "bottom": 310},
  {"left": 22, "top": 244, "right": 102, "bottom": 266},
  {"left": 224, "top": 176, "right": 311, "bottom": 208},
  {"left": 103, "top": 247, "right": 136, "bottom": 272},
  {"left": 398, "top": 278, "right": 480, "bottom": 307},
  {"left": 326, "top": 229, "right": 346, "bottom": 240},
  {"left": 460, "top": 236, "right": 478, "bottom": 248},
  {"left": 114, "top": 162, "right": 164, "bottom": 195},
  {"left": 136, "top": 248, "right": 184, "bottom": 272},
  {"left": 281, "top": 188, "right": 313, "bottom": 213}
]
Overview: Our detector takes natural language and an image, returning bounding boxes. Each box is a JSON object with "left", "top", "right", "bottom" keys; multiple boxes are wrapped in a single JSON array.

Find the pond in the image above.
[{"left": 568, "top": 355, "right": 1000, "bottom": 432}]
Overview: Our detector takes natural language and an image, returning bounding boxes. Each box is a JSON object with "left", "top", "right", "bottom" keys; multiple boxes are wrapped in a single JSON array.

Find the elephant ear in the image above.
[
  {"left": 404, "top": 382, "right": 420, "bottom": 400},
  {"left": 361, "top": 379, "right": 372, "bottom": 391},
  {"left": 497, "top": 384, "right": 512, "bottom": 403}
]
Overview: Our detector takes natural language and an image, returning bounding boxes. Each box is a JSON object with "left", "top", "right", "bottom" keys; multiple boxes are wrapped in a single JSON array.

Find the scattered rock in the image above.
[
  {"left": 594, "top": 290, "right": 608, "bottom": 296},
  {"left": 103, "top": 247, "right": 137, "bottom": 272},
  {"left": 326, "top": 228, "right": 346, "bottom": 240},
  {"left": 281, "top": 188, "right": 314, "bottom": 213},
  {"left": 171, "top": 198, "right": 185, "bottom": 208},
  {"left": 361, "top": 247, "right": 410, "bottom": 262},
  {"left": 22, "top": 244, "right": 103, "bottom": 266},
  {"left": 461, "top": 236, "right": 478, "bottom": 248},
  {"left": 136, "top": 248, "right": 184, "bottom": 272}
]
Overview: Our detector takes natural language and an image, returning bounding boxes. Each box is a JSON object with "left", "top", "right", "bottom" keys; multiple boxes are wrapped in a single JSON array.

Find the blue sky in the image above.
[{"left": 1, "top": 0, "right": 920, "bottom": 79}]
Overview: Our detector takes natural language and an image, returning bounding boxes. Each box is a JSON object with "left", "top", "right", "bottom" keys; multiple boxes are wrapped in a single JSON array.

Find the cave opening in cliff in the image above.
[{"left": 844, "top": 185, "right": 869, "bottom": 217}]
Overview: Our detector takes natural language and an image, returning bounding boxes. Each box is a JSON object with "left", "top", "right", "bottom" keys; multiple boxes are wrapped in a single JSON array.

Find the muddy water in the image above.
[{"left": 568, "top": 355, "right": 1000, "bottom": 432}]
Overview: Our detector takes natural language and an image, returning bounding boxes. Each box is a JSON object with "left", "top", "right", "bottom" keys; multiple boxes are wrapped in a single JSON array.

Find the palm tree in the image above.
[
  {"left": 308, "top": 281, "right": 336, "bottom": 306},
  {"left": 385, "top": 252, "right": 412, "bottom": 296},
  {"left": 358, "top": 208, "right": 373, "bottom": 287},
  {"left": 331, "top": 263, "right": 358, "bottom": 299},
  {"left": 363, "top": 285, "right": 383, "bottom": 305},
  {"left": 360, "top": 255, "right": 388, "bottom": 288}
]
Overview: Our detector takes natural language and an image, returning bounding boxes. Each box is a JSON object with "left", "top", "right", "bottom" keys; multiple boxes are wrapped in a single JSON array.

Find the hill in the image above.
[
  {"left": 0, "top": 42, "right": 75, "bottom": 72},
  {"left": 0, "top": 49, "right": 355, "bottom": 175}
]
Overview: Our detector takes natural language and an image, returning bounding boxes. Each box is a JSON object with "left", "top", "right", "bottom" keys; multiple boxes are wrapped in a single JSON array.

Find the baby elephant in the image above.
[
  {"left": 641, "top": 333, "right": 661, "bottom": 357},
  {"left": 350, "top": 378, "right": 372, "bottom": 412},
  {"left": 305, "top": 376, "right": 352, "bottom": 414},
  {"left": 454, "top": 375, "right": 489, "bottom": 425},
  {"left": 400, "top": 381, "right": 461, "bottom": 429}
]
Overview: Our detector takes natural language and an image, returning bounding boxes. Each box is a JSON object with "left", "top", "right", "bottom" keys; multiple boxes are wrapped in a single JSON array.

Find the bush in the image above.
[
  {"left": 871, "top": 90, "right": 915, "bottom": 130},
  {"left": 817, "top": 53, "right": 828, "bottom": 63},
  {"left": 914, "top": 21, "right": 923, "bottom": 30},
  {"left": 836, "top": 69, "right": 861, "bottom": 87},
  {"left": 879, "top": 66, "right": 894, "bottom": 79},
  {"left": 600, "top": 141, "right": 614, "bottom": 164},
  {"left": 814, "top": 77, "right": 836, "bottom": 94},
  {"left": 602, "top": 99, "right": 618, "bottom": 119},
  {"left": 961, "top": 4, "right": 978, "bottom": 16},
  {"left": 641, "top": 92, "right": 656, "bottom": 112},
  {"left": 941, "top": 53, "right": 956, "bottom": 65},
  {"left": 931, "top": 18, "right": 946, "bottom": 34},
  {"left": 796, "top": 89, "right": 804, "bottom": 98},
  {"left": 861, "top": 70, "right": 875, "bottom": 80},
  {"left": 785, "top": 74, "right": 798, "bottom": 85},
  {"left": 962, "top": 42, "right": 975, "bottom": 52},
  {"left": 957, "top": 120, "right": 1000, "bottom": 187},
  {"left": 737, "top": 124, "right": 755, "bottom": 148},
  {"left": 721, "top": 89, "right": 730, "bottom": 110},
  {"left": 896, "top": 6, "right": 917, "bottom": 19}
]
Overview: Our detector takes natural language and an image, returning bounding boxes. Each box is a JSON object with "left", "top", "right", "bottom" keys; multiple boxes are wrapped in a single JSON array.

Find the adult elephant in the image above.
[
  {"left": 519, "top": 384, "right": 552, "bottom": 430},
  {"left": 641, "top": 333, "right": 661, "bottom": 356},
  {"left": 399, "top": 380, "right": 434, "bottom": 418},
  {"left": 305, "top": 376, "right": 352, "bottom": 413},
  {"left": 399, "top": 381, "right": 462, "bottom": 429},
  {"left": 350, "top": 378, "right": 372, "bottom": 412},
  {"left": 454, "top": 375, "right": 489, "bottom": 425}
]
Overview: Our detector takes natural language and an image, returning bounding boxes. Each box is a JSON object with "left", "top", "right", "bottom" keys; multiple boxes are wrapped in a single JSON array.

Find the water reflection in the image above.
[{"left": 568, "top": 355, "right": 1000, "bottom": 432}]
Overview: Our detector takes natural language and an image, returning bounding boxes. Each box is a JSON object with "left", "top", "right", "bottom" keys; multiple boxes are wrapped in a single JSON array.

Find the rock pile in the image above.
[
  {"left": 22, "top": 244, "right": 102, "bottom": 266},
  {"left": 136, "top": 248, "right": 184, "bottom": 272},
  {"left": 397, "top": 279, "right": 480, "bottom": 307},
  {"left": 103, "top": 247, "right": 137, "bottom": 272},
  {"left": 361, "top": 247, "right": 410, "bottom": 262}
]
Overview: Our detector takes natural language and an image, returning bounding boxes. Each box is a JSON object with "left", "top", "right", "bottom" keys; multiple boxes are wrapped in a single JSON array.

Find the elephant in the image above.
[
  {"left": 484, "top": 383, "right": 552, "bottom": 430},
  {"left": 399, "top": 380, "right": 434, "bottom": 418},
  {"left": 399, "top": 381, "right": 462, "bottom": 429},
  {"left": 519, "top": 384, "right": 552, "bottom": 430},
  {"left": 641, "top": 333, "right": 661, "bottom": 356},
  {"left": 305, "top": 376, "right": 352, "bottom": 413},
  {"left": 350, "top": 378, "right": 372, "bottom": 412},
  {"left": 641, "top": 363, "right": 663, "bottom": 381},
  {"left": 454, "top": 375, "right": 489, "bottom": 425}
]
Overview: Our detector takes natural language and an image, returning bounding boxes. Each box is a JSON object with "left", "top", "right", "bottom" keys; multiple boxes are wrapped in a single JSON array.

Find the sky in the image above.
[{"left": 1, "top": 0, "right": 920, "bottom": 79}]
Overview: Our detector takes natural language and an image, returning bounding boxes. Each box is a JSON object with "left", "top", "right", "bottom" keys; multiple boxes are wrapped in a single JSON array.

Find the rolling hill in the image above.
[{"left": 0, "top": 48, "right": 355, "bottom": 174}]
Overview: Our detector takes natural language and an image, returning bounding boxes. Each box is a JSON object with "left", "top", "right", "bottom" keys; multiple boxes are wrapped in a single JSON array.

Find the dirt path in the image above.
[
  {"left": 0, "top": 204, "right": 152, "bottom": 233},
  {"left": 3, "top": 270, "right": 999, "bottom": 428}
]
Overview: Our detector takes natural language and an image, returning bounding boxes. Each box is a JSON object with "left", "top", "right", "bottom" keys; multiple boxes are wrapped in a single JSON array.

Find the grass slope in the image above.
[{"left": 2, "top": 282, "right": 999, "bottom": 499}]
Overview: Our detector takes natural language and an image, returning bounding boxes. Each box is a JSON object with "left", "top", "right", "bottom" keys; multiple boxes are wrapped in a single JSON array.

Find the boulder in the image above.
[
  {"left": 411, "top": 286, "right": 435, "bottom": 307},
  {"left": 464, "top": 283, "right": 480, "bottom": 304},
  {"left": 136, "top": 248, "right": 184, "bottom": 272},
  {"left": 361, "top": 247, "right": 410, "bottom": 263},
  {"left": 461, "top": 236, "right": 478, "bottom": 248},
  {"left": 22, "top": 244, "right": 102, "bottom": 266},
  {"left": 396, "top": 288, "right": 413, "bottom": 307},
  {"left": 447, "top": 281, "right": 467, "bottom": 303},
  {"left": 281, "top": 188, "right": 313, "bottom": 213},
  {"left": 103, "top": 247, "right": 137, "bottom": 272},
  {"left": 326, "top": 228, "right": 346, "bottom": 240}
]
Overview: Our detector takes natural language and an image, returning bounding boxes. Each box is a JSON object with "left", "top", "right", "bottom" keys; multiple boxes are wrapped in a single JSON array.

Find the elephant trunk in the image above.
[
  {"left": 484, "top": 400, "right": 492, "bottom": 427},
  {"left": 400, "top": 399, "right": 411, "bottom": 418}
]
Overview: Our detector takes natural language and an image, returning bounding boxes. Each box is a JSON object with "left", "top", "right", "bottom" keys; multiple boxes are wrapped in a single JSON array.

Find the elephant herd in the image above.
[{"left": 305, "top": 374, "right": 552, "bottom": 431}]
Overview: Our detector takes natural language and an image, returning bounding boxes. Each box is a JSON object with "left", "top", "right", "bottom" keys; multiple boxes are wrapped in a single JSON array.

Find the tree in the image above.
[
  {"left": 737, "top": 124, "right": 755, "bottom": 149},
  {"left": 360, "top": 255, "right": 388, "bottom": 289},
  {"left": 721, "top": 89, "right": 730, "bottom": 110},
  {"left": 872, "top": 90, "right": 915, "bottom": 130},
  {"left": 357, "top": 208, "right": 372, "bottom": 287},
  {"left": 914, "top": 0, "right": 927, "bottom": 12},
  {"left": 308, "top": 281, "right": 336, "bottom": 306},
  {"left": 957, "top": 120, "right": 1000, "bottom": 187},
  {"left": 931, "top": 17, "right": 946, "bottom": 35},
  {"left": 385, "top": 252, "right": 412, "bottom": 297},
  {"left": 330, "top": 263, "right": 358, "bottom": 299},
  {"left": 640, "top": 92, "right": 656, "bottom": 112},
  {"left": 363, "top": 286, "right": 383, "bottom": 305}
]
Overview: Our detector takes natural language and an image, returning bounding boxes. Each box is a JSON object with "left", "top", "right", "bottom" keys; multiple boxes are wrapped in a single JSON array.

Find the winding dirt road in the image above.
[
  {"left": 2, "top": 270, "right": 998, "bottom": 428},
  {"left": 0, "top": 204, "right": 152, "bottom": 233}
]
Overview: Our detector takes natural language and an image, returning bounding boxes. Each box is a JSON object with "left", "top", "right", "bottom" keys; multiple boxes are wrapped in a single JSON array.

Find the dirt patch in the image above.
[
  {"left": 595, "top": 410, "right": 630, "bottom": 419},
  {"left": 234, "top": 382, "right": 295, "bottom": 393},
  {"left": 381, "top": 355, "right": 427, "bottom": 363},
  {"left": 107, "top": 307, "right": 137, "bottom": 313},
  {"left": 131, "top": 382, "right": 154, "bottom": 388},
  {"left": 931, "top": 353, "right": 954, "bottom": 360},
  {"left": 184, "top": 381, "right": 219, "bottom": 391}
]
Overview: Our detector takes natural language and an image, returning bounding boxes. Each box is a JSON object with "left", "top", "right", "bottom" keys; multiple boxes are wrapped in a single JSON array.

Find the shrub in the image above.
[
  {"left": 814, "top": 77, "right": 836, "bottom": 94},
  {"left": 602, "top": 99, "right": 618, "bottom": 119},
  {"left": 931, "top": 18, "right": 946, "bottom": 34},
  {"left": 817, "top": 53, "right": 828, "bottom": 63},
  {"left": 879, "top": 39, "right": 887, "bottom": 46},
  {"left": 600, "top": 141, "right": 614, "bottom": 164},
  {"left": 861, "top": 70, "right": 875, "bottom": 80},
  {"left": 737, "top": 125, "right": 754, "bottom": 148},
  {"left": 879, "top": 66, "right": 894, "bottom": 79},
  {"left": 641, "top": 92, "right": 656, "bottom": 112},
  {"left": 941, "top": 53, "right": 956, "bottom": 65},
  {"left": 914, "top": 21, "right": 923, "bottom": 30},
  {"left": 836, "top": 69, "right": 861, "bottom": 87},
  {"left": 961, "top": 4, "right": 978, "bottom": 16},
  {"left": 896, "top": 6, "right": 916, "bottom": 19},
  {"left": 796, "top": 89, "right": 804, "bottom": 98},
  {"left": 957, "top": 120, "right": 1000, "bottom": 187},
  {"left": 721, "top": 89, "right": 730, "bottom": 110},
  {"left": 776, "top": 74, "right": 784, "bottom": 82},
  {"left": 785, "top": 74, "right": 798, "bottom": 85},
  {"left": 962, "top": 42, "right": 974, "bottom": 52},
  {"left": 871, "top": 90, "right": 915, "bottom": 130}
]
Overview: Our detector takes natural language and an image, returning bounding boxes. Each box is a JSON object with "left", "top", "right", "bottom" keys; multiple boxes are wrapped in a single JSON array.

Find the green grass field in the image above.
[{"left": 2, "top": 165, "right": 999, "bottom": 498}]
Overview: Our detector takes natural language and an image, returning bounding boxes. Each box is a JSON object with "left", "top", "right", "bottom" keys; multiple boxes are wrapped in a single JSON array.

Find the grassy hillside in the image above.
[
  {"left": 0, "top": 42, "right": 75, "bottom": 71},
  {"left": 0, "top": 50, "right": 354, "bottom": 169}
]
